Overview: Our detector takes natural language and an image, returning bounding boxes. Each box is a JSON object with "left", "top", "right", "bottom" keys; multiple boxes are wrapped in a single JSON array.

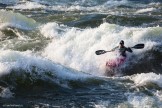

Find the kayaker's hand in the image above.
[{"left": 127, "top": 47, "right": 133, "bottom": 53}]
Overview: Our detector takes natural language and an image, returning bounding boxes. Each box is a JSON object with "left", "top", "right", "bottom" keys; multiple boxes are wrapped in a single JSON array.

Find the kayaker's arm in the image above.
[
  {"left": 111, "top": 46, "right": 118, "bottom": 51},
  {"left": 126, "top": 47, "right": 133, "bottom": 53}
]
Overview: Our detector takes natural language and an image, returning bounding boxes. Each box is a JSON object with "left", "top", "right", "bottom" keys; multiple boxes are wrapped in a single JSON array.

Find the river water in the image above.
[{"left": 0, "top": 0, "right": 162, "bottom": 107}]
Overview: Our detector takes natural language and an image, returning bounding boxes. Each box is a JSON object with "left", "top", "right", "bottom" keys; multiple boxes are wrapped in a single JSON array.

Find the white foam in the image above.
[
  {"left": 0, "top": 87, "right": 14, "bottom": 98},
  {"left": 154, "top": 90, "right": 162, "bottom": 102},
  {"left": 8, "top": 1, "right": 46, "bottom": 10},
  {"left": 104, "top": 0, "right": 129, "bottom": 7},
  {"left": 127, "top": 93, "right": 162, "bottom": 108},
  {"left": 30, "top": 0, "right": 131, "bottom": 13},
  {"left": 0, "top": 10, "right": 39, "bottom": 30},
  {"left": 126, "top": 72, "right": 162, "bottom": 107},
  {"left": 41, "top": 22, "right": 161, "bottom": 75},
  {"left": 136, "top": 8, "right": 156, "bottom": 14},
  {"left": 0, "top": 63, "right": 11, "bottom": 76},
  {"left": 0, "top": 50, "right": 91, "bottom": 82},
  {"left": 49, "top": 0, "right": 129, "bottom": 12},
  {"left": 4, "top": 0, "right": 151, "bottom": 15},
  {"left": 40, "top": 22, "right": 64, "bottom": 38},
  {"left": 130, "top": 72, "right": 162, "bottom": 88},
  {"left": 94, "top": 100, "right": 110, "bottom": 108}
]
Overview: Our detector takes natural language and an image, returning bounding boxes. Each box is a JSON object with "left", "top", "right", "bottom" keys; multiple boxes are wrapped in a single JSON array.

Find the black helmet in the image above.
[{"left": 120, "top": 40, "right": 124, "bottom": 44}]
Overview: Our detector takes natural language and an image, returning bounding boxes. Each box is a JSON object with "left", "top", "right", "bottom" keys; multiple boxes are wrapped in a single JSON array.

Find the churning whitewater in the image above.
[{"left": 0, "top": 0, "right": 162, "bottom": 107}]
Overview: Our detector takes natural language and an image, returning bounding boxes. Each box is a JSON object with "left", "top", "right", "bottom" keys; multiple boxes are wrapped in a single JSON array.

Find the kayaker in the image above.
[
  {"left": 111, "top": 40, "right": 132, "bottom": 57},
  {"left": 105, "top": 40, "right": 133, "bottom": 76},
  {"left": 105, "top": 40, "right": 133, "bottom": 74}
]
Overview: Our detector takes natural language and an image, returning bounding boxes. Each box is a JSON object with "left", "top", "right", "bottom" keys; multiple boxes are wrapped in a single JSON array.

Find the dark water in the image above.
[{"left": 0, "top": 0, "right": 162, "bottom": 107}]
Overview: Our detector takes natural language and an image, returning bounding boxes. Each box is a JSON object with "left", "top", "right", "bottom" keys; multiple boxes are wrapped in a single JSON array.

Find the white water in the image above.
[
  {"left": 131, "top": 72, "right": 162, "bottom": 88},
  {"left": 136, "top": 8, "right": 156, "bottom": 14},
  {"left": 1, "top": 1, "right": 161, "bottom": 78},
  {"left": 94, "top": 73, "right": 162, "bottom": 108},
  {"left": 127, "top": 93, "right": 162, "bottom": 108},
  {"left": 1, "top": 21, "right": 161, "bottom": 89},
  {"left": 0, "top": 87, "right": 13, "bottom": 98},
  {"left": 41, "top": 22, "right": 162, "bottom": 75},
  {"left": 5, "top": 0, "right": 133, "bottom": 13},
  {"left": 0, "top": 50, "right": 91, "bottom": 81},
  {"left": 0, "top": 2, "right": 159, "bottom": 78},
  {"left": 0, "top": 3, "right": 162, "bottom": 108},
  {"left": 120, "top": 73, "right": 162, "bottom": 108},
  {"left": 8, "top": 1, "right": 46, "bottom": 10}
]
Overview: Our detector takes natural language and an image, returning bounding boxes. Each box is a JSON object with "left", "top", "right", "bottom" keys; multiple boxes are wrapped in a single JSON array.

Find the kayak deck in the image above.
[
  {"left": 105, "top": 57, "right": 126, "bottom": 76},
  {"left": 106, "top": 57, "right": 126, "bottom": 69}
]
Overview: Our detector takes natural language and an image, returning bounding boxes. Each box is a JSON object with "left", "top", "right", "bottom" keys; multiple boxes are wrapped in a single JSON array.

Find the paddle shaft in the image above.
[{"left": 95, "top": 44, "right": 144, "bottom": 55}]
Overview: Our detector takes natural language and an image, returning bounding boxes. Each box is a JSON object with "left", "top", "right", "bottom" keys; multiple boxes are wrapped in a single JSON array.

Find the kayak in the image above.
[
  {"left": 106, "top": 56, "right": 126, "bottom": 69},
  {"left": 105, "top": 56, "right": 126, "bottom": 76}
]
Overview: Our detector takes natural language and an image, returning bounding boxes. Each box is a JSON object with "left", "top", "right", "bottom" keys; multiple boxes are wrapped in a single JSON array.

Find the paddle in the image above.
[
  {"left": 95, "top": 50, "right": 111, "bottom": 55},
  {"left": 95, "top": 44, "right": 144, "bottom": 55},
  {"left": 131, "top": 44, "right": 144, "bottom": 49}
]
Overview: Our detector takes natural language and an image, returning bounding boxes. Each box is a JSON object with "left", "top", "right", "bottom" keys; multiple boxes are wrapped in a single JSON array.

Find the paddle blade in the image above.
[
  {"left": 132, "top": 44, "right": 144, "bottom": 49},
  {"left": 95, "top": 50, "right": 107, "bottom": 55}
]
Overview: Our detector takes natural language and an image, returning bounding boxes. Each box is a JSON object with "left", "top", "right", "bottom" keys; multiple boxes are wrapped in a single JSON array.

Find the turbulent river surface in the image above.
[{"left": 0, "top": 0, "right": 162, "bottom": 108}]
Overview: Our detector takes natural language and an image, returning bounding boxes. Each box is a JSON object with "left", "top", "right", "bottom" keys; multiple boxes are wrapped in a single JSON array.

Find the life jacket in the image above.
[
  {"left": 119, "top": 46, "right": 127, "bottom": 57},
  {"left": 119, "top": 46, "right": 132, "bottom": 57}
]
